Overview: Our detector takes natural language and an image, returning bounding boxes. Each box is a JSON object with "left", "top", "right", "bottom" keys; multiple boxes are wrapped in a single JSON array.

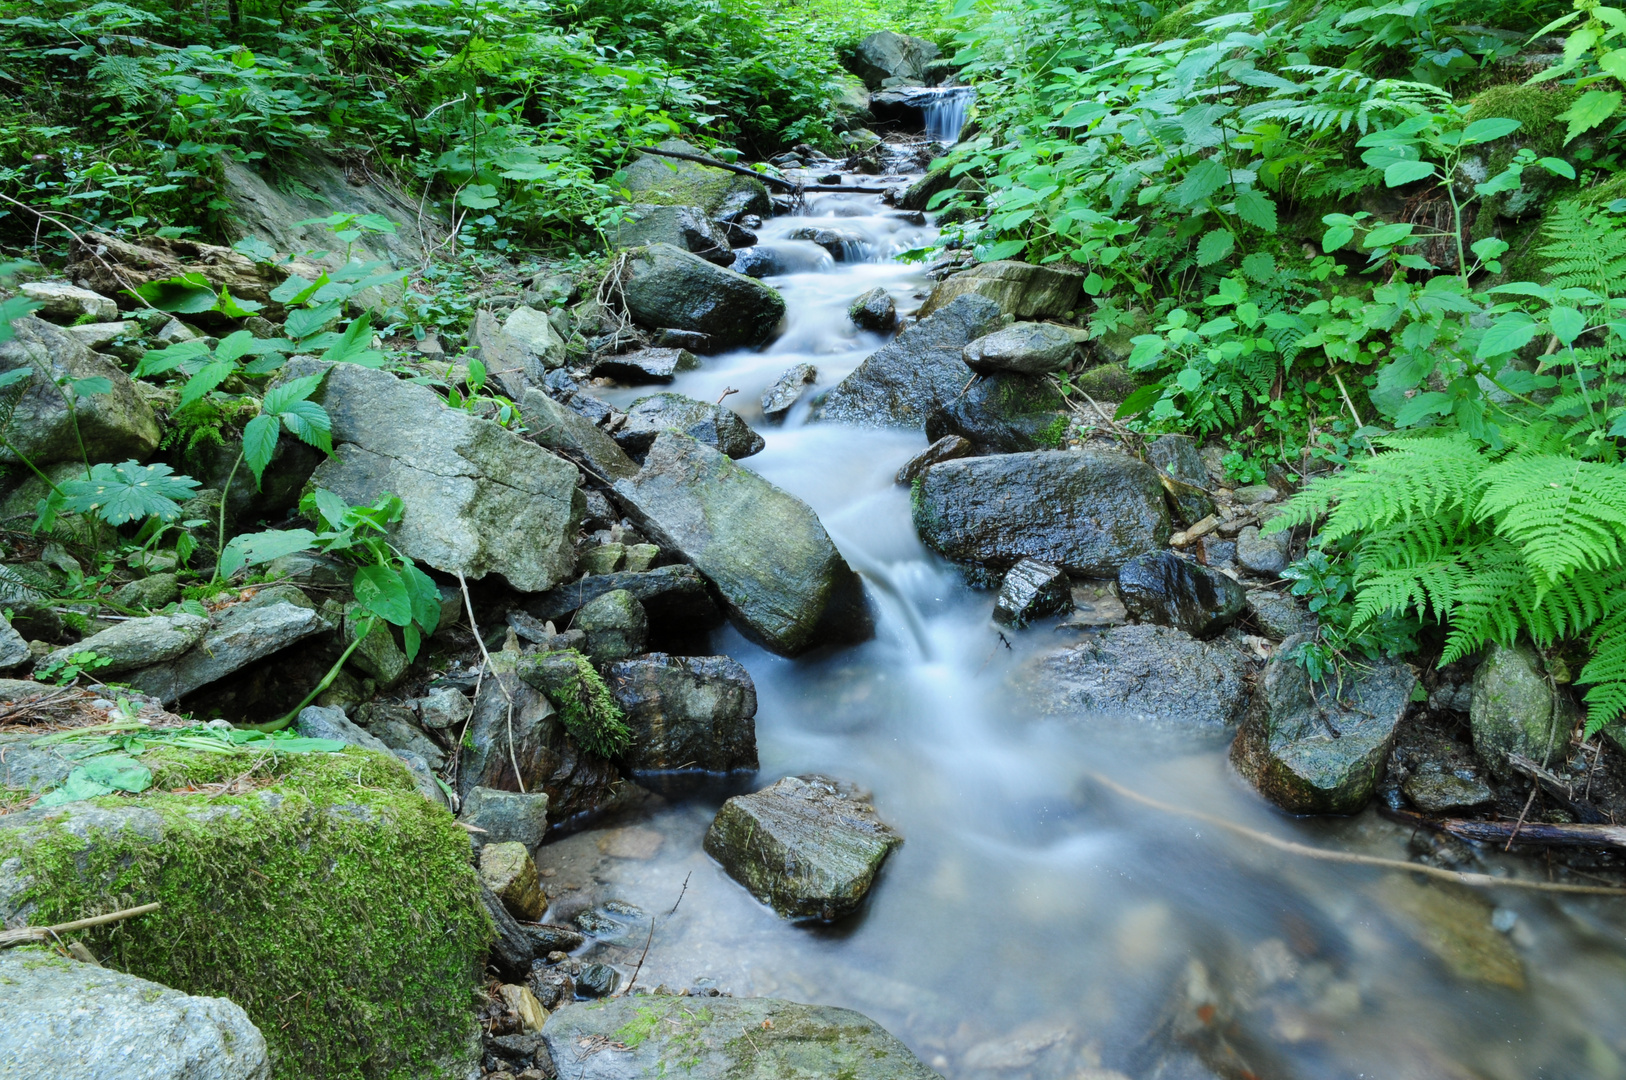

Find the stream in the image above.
[{"left": 544, "top": 188, "right": 1626, "bottom": 1080}]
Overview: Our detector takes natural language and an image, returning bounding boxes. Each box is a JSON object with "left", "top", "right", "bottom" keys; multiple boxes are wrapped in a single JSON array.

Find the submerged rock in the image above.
[
  {"left": 761, "top": 362, "right": 819, "bottom": 421},
  {"left": 962, "top": 321, "right": 1086, "bottom": 374},
  {"left": 848, "top": 286, "right": 898, "bottom": 333},
  {"left": 787, "top": 225, "right": 871, "bottom": 261},
  {"left": 925, "top": 370, "right": 1069, "bottom": 453},
  {"left": 613, "top": 433, "right": 871, "bottom": 656},
  {"left": 0, "top": 948, "right": 270, "bottom": 1080},
  {"left": 912, "top": 448, "right": 1170, "bottom": 575},
  {"left": 1469, "top": 641, "right": 1561, "bottom": 780},
  {"left": 1116, "top": 552, "right": 1245, "bottom": 638},
  {"left": 993, "top": 559, "right": 1072, "bottom": 627},
  {"left": 542, "top": 996, "right": 940, "bottom": 1080},
  {"left": 607, "top": 653, "right": 758, "bottom": 774},
  {"left": 1018, "top": 623, "right": 1251, "bottom": 735},
  {"left": 817, "top": 293, "right": 1002, "bottom": 427},
  {"left": 705, "top": 774, "right": 901, "bottom": 920},
  {"left": 1231, "top": 634, "right": 1416, "bottom": 814},
  {"left": 918, "top": 260, "right": 1082, "bottom": 320},
  {"left": 620, "top": 243, "right": 786, "bottom": 350},
  {"left": 616, "top": 392, "right": 764, "bottom": 459},
  {"left": 731, "top": 242, "right": 834, "bottom": 278},
  {"left": 610, "top": 204, "right": 732, "bottom": 264},
  {"left": 1402, "top": 769, "right": 1494, "bottom": 814}
]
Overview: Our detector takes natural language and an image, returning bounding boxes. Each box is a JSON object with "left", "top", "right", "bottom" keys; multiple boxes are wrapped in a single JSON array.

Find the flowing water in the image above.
[{"left": 552, "top": 192, "right": 1626, "bottom": 1079}]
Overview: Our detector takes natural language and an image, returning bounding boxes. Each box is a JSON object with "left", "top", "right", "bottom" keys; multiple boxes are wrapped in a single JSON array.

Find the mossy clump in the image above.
[
  {"left": 545, "top": 648, "right": 632, "bottom": 758},
  {"left": 1465, "top": 83, "right": 1578, "bottom": 163},
  {"left": 0, "top": 746, "right": 490, "bottom": 1079}
]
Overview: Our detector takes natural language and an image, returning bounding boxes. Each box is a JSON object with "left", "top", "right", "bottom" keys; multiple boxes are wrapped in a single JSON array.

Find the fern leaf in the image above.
[{"left": 1476, "top": 454, "right": 1626, "bottom": 582}]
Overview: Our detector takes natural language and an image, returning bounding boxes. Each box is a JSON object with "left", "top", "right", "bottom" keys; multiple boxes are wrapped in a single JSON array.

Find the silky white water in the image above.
[{"left": 558, "top": 192, "right": 1626, "bottom": 1080}]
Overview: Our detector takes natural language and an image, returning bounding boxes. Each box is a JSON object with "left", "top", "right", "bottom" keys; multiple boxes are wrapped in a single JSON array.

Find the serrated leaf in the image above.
[
  {"left": 268, "top": 274, "right": 319, "bottom": 305},
  {"left": 401, "top": 561, "right": 441, "bottom": 637},
  {"left": 1384, "top": 160, "right": 1437, "bottom": 187},
  {"left": 215, "top": 330, "right": 257, "bottom": 364},
  {"left": 1195, "top": 228, "right": 1235, "bottom": 266},
  {"left": 1175, "top": 158, "right": 1228, "bottom": 207},
  {"left": 67, "top": 377, "right": 112, "bottom": 398},
  {"left": 321, "top": 313, "right": 379, "bottom": 366},
  {"left": 179, "top": 359, "right": 236, "bottom": 407},
  {"left": 58, "top": 461, "right": 201, "bottom": 526},
  {"left": 133, "top": 273, "right": 216, "bottom": 314},
  {"left": 1363, "top": 221, "right": 1416, "bottom": 248},
  {"left": 218, "top": 528, "right": 317, "bottom": 578},
  {"left": 1476, "top": 311, "right": 1541, "bottom": 358},
  {"left": 242, "top": 412, "right": 279, "bottom": 485},
  {"left": 277, "top": 400, "right": 333, "bottom": 454},
  {"left": 1549, "top": 305, "right": 1587, "bottom": 345},
  {"left": 262, "top": 374, "right": 323, "bottom": 414},
  {"left": 353, "top": 564, "right": 413, "bottom": 626},
  {"left": 1234, "top": 189, "right": 1277, "bottom": 232},
  {"left": 1558, "top": 90, "right": 1622, "bottom": 144},
  {"left": 285, "top": 301, "right": 342, "bottom": 342},
  {"left": 134, "top": 339, "right": 210, "bottom": 378},
  {"left": 233, "top": 237, "right": 278, "bottom": 263},
  {"left": 1322, "top": 225, "right": 1355, "bottom": 252}
]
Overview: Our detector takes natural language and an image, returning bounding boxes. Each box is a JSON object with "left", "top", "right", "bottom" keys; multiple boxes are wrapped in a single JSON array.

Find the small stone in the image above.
[
  {"left": 1236, "top": 525, "right": 1290, "bottom": 577},
  {"left": 1117, "top": 552, "right": 1245, "bottom": 638},
  {"left": 481, "top": 841, "right": 547, "bottom": 921},
  {"left": 761, "top": 362, "right": 818, "bottom": 421},
  {"left": 622, "top": 543, "right": 659, "bottom": 573},
  {"left": 848, "top": 287, "right": 897, "bottom": 333},
  {"left": 1470, "top": 642, "right": 1561, "bottom": 780},
  {"left": 372, "top": 716, "right": 446, "bottom": 770},
  {"left": 0, "top": 619, "right": 28, "bottom": 671},
  {"left": 499, "top": 983, "right": 550, "bottom": 1033},
  {"left": 578, "top": 543, "right": 624, "bottom": 576},
  {"left": 595, "top": 826, "right": 665, "bottom": 860},
  {"left": 576, "top": 963, "right": 621, "bottom": 998},
  {"left": 343, "top": 613, "right": 408, "bottom": 689},
  {"left": 572, "top": 589, "right": 648, "bottom": 666},
  {"left": 154, "top": 317, "right": 202, "bottom": 344},
  {"left": 523, "top": 925, "right": 585, "bottom": 954},
  {"left": 1245, "top": 589, "right": 1315, "bottom": 641},
  {"left": 962, "top": 321, "right": 1086, "bottom": 374},
  {"left": 63, "top": 321, "right": 136, "bottom": 350},
  {"left": 1403, "top": 770, "right": 1494, "bottom": 814},
  {"left": 1231, "top": 484, "right": 1278, "bottom": 506},
  {"left": 993, "top": 559, "right": 1072, "bottom": 627},
  {"left": 460, "top": 787, "right": 551, "bottom": 849},
  {"left": 20, "top": 281, "right": 118, "bottom": 322},
  {"left": 894, "top": 434, "right": 973, "bottom": 485},
  {"left": 418, "top": 686, "right": 473, "bottom": 729},
  {"left": 528, "top": 966, "right": 575, "bottom": 1011},
  {"left": 111, "top": 573, "right": 180, "bottom": 611}
]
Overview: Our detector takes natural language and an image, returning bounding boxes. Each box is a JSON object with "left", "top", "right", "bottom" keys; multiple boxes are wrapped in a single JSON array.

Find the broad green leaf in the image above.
[
  {"left": 0, "top": 296, "right": 41, "bottom": 344},
  {"left": 215, "top": 286, "right": 263, "bottom": 317},
  {"left": 233, "top": 237, "right": 278, "bottom": 263},
  {"left": 284, "top": 301, "right": 342, "bottom": 342},
  {"left": 1195, "top": 228, "right": 1235, "bottom": 267},
  {"left": 277, "top": 400, "right": 333, "bottom": 454},
  {"left": 80, "top": 754, "right": 152, "bottom": 793},
  {"left": 269, "top": 273, "right": 321, "bottom": 305},
  {"left": 134, "top": 339, "right": 210, "bottom": 378},
  {"left": 353, "top": 564, "right": 413, "bottom": 626},
  {"left": 1535, "top": 156, "right": 1577, "bottom": 179},
  {"left": 1234, "top": 189, "right": 1277, "bottom": 232},
  {"left": 262, "top": 374, "right": 324, "bottom": 414},
  {"left": 58, "top": 461, "right": 201, "bottom": 526},
  {"left": 242, "top": 412, "right": 280, "bottom": 485},
  {"left": 1115, "top": 382, "right": 1166, "bottom": 418},
  {"left": 401, "top": 561, "right": 441, "bottom": 636},
  {"left": 1384, "top": 160, "right": 1436, "bottom": 187},
  {"left": 67, "top": 377, "right": 112, "bottom": 398},
  {"left": 215, "top": 330, "right": 258, "bottom": 364},
  {"left": 457, "top": 184, "right": 500, "bottom": 209},
  {"left": 1549, "top": 305, "right": 1587, "bottom": 345},
  {"left": 218, "top": 528, "right": 317, "bottom": 578},
  {"left": 1363, "top": 221, "right": 1416, "bottom": 248},
  {"left": 1174, "top": 158, "right": 1228, "bottom": 207},
  {"left": 179, "top": 359, "right": 237, "bottom": 407},
  {"left": 0, "top": 367, "right": 32, "bottom": 390},
  {"left": 1322, "top": 225, "right": 1355, "bottom": 252},
  {"left": 321, "top": 314, "right": 384, "bottom": 366},
  {"left": 1557, "top": 90, "right": 1622, "bottom": 144},
  {"left": 132, "top": 273, "right": 216, "bottom": 314},
  {"left": 975, "top": 238, "right": 1028, "bottom": 262},
  {"left": 1476, "top": 311, "right": 1541, "bottom": 358},
  {"left": 1461, "top": 117, "right": 1522, "bottom": 144}
]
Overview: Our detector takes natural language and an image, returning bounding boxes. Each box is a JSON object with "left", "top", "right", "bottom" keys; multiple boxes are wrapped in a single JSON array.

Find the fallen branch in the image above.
[
  {"left": 1508, "top": 753, "right": 1611, "bottom": 824},
  {"left": 1086, "top": 772, "right": 1626, "bottom": 895},
  {"left": 0, "top": 902, "right": 160, "bottom": 948},
  {"left": 1391, "top": 809, "right": 1626, "bottom": 852},
  {"left": 633, "top": 146, "right": 894, "bottom": 194}
]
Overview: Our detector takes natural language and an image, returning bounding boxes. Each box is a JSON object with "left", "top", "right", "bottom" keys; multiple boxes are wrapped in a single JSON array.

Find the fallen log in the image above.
[
  {"left": 68, "top": 233, "right": 322, "bottom": 319},
  {"left": 1507, "top": 752, "right": 1612, "bottom": 824},
  {"left": 1386, "top": 806, "right": 1626, "bottom": 851}
]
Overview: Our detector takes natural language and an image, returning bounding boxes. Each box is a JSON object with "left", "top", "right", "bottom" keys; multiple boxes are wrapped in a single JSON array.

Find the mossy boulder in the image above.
[
  {"left": 1469, "top": 641, "right": 1561, "bottom": 780},
  {"left": 0, "top": 745, "right": 491, "bottom": 1079},
  {"left": 925, "top": 370, "right": 1070, "bottom": 453},
  {"left": 620, "top": 140, "right": 771, "bottom": 218}
]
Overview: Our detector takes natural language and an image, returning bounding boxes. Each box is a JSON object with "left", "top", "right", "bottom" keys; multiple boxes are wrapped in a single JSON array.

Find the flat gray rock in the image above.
[
  {"left": 122, "top": 600, "right": 330, "bottom": 705},
  {"left": 0, "top": 949, "right": 269, "bottom": 1080},
  {"left": 0, "top": 617, "right": 29, "bottom": 670},
  {"left": 761, "top": 362, "right": 818, "bottom": 420},
  {"left": 917, "top": 260, "right": 1082, "bottom": 320},
  {"left": 962, "top": 321, "right": 1086, "bottom": 374},
  {"left": 0, "top": 316, "right": 160, "bottom": 468},
  {"left": 38, "top": 614, "right": 208, "bottom": 676},
  {"left": 616, "top": 392, "right": 764, "bottom": 459},
  {"left": 543, "top": 996, "right": 940, "bottom": 1080},
  {"left": 519, "top": 388, "right": 639, "bottom": 481}
]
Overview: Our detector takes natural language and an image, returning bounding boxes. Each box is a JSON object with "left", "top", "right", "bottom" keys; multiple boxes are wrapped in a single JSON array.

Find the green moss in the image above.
[
  {"left": 1035, "top": 414, "right": 1071, "bottom": 448},
  {"left": 1465, "top": 84, "right": 1578, "bottom": 163},
  {"left": 534, "top": 648, "right": 631, "bottom": 758},
  {"left": 0, "top": 747, "right": 490, "bottom": 1079}
]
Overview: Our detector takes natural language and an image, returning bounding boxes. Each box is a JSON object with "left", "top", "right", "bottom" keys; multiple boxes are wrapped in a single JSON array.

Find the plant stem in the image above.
[
  {"left": 0, "top": 436, "right": 63, "bottom": 495},
  {"left": 244, "top": 615, "right": 374, "bottom": 733},
  {"left": 212, "top": 450, "right": 243, "bottom": 583}
]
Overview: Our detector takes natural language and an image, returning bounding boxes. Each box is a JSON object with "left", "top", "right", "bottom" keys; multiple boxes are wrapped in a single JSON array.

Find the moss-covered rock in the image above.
[
  {"left": 0, "top": 745, "right": 491, "bottom": 1079},
  {"left": 619, "top": 140, "right": 770, "bottom": 218}
]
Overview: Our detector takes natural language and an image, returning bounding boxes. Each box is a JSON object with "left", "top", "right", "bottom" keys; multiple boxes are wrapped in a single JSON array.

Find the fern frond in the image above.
[
  {"left": 1581, "top": 599, "right": 1626, "bottom": 734},
  {"left": 1539, "top": 201, "right": 1626, "bottom": 295},
  {"left": 1476, "top": 453, "right": 1626, "bottom": 582},
  {"left": 0, "top": 563, "right": 48, "bottom": 605},
  {"left": 1306, "top": 433, "right": 1486, "bottom": 544}
]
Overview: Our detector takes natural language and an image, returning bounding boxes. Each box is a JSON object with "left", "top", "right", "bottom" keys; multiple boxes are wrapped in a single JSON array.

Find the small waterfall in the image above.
[{"left": 922, "top": 87, "right": 974, "bottom": 144}]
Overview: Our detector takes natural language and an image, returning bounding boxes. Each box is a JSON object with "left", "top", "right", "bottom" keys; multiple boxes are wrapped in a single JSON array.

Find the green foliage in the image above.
[
  {"left": 57, "top": 461, "right": 201, "bottom": 526},
  {"left": 546, "top": 648, "right": 633, "bottom": 758},
  {"left": 34, "top": 648, "right": 112, "bottom": 685}
]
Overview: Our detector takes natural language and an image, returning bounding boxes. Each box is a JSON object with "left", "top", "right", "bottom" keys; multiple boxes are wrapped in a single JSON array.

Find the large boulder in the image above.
[
  {"left": 543, "top": 996, "right": 940, "bottom": 1079},
  {"left": 0, "top": 316, "right": 160, "bottom": 468},
  {"left": 817, "top": 294, "right": 1003, "bottom": 427},
  {"left": 606, "top": 653, "right": 758, "bottom": 774},
  {"left": 1017, "top": 623, "right": 1252, "bottom": 736},
  {"left": 850, "top": 30, "right": 942, "bottom": 89},
  {"left": 0, "top": 948, "right": 270, "bottom": 1080},
  {"left": 924, "top": 370, "right": 1070, "bottom": 453},
  {"left": 518, "top": 388, "right": 639, "bottom": 481},
  {"left": 122, "top": 593, "right": 331, "bottom": 705},
  {"left": 1231, "top": 634, "right": 1417, "bottom": 814},
  {"left": 472, "top": 307, "right": 566, "bottom": 387},
  {"left": 609, "top": 204, "right": 732, "bottom": 265},
  {"left": 963, "top": 321, "right": 1087, "bottom": 374},
  {"left": 620, "top": 244, "right": 786, "bottom": 350},
  {"left": 0, "top": 746, "right": 489, "bottom": 1078},
  {"left": 705, "top": 774, "right": 901, "bottom": 920},
  {"left": 911, "top": 448, "right": 1170, "bottom": 575},
  {"left": 620, "top": 140, "right": 771, "bottom": 218},
  {"left": 918, "top": 260, "right": 1082, "bottom": 320},
  {"left": 282, "top": 359, "right": 583, "bottom": 592},
  {"left": 1116, "top": 551, "right": 1245, "bottom": 638},
  {"left": 613, "top": 433, "right": 871, "bottom": 656},
  {"left": 1470, "top": 641, "right": 1562, "bottom": 780},
  {"left": 37, "top": 613, "right": 207, "bottom": 677},
  {"left": 616, "top": 392, "right": 764, "bottom": 459}
]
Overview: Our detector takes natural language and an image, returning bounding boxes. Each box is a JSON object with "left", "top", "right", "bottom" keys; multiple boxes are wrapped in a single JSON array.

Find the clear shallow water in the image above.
[{"left": 556, "top": 193, "right": 1626, "bottom": 1079}]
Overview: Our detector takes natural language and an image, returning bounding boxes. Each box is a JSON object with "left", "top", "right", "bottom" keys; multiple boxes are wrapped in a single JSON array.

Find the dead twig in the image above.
[
  {"left": 0, "top": 902, "right": 160, "bottom": 948},
  {"left": 455, "top": 570, "right": 522, "bottom": 797},
  {"left": 619, "top": 871, "right": 690, "bottom": 998}
]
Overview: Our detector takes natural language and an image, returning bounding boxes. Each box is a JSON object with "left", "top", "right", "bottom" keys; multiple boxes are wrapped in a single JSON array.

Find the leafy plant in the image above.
[{"left": 35, "top": 648, "right": 112, "bottom": 685}]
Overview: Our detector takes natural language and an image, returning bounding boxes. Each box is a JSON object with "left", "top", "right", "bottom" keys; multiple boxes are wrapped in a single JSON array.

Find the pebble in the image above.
[{"left": 595, "top": 826, "right": 665, "bottom": 860}]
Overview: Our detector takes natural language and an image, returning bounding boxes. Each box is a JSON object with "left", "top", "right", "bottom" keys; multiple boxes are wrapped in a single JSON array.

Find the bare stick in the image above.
[
  {"left": 0, "top": 903, "right": 160, "bottom": 948},
  {"left": 456, "top": 571, "right": 523, "bottom": 794},
  {"left": 1086, "top": 771, "right": 1626, "bottom": 895},
  {"left": 620, "top": 872, "right": 690, "bottom": 997}
]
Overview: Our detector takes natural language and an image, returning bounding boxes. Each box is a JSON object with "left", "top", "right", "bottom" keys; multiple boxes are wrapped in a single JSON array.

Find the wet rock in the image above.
[
  {"left": 613, "top": 433, "right": 871, "bottom": 656},
  {"left": 542, "top": 996, "right": 940, "bottom": 1079},
  {"left": 0, "top": 947, "right": 270, "bottom": 1080},
  {"left": 528, "top": 967, "right": 575, "bottom": 1012},
  {"left": 1161, "top": 472, "right": 1217, "bottom": 527},
  {"left": 705, "top": 774, "right": 901, "bottom": 920},
  {"left": 36, "top": 613, "right": 207, "bottom": 677},
  {"left": 0, "top": 316, "right": 160, "bottom": 468},
  {"left": 456, "top": 673, "right": 622, "bottom": 820},
  {"left": 419, "top": 686, "right": 474, "bottom": 730},
  {"left": 993, "top": 559, "right": 1072, "bottom": 627},
  {"left": 918, "top": 260, "right": 1082, "bottom": 320},
  {"left": 610, "top": 205, "right": 732, "bottom": 265},
  {"left": 818, "top": 293, "right": 1003, "bottom": 427},
  {"left": 925, "top": 371, "right": 1070, "bottom": 453},
  {"left": 1373, "top": 876, "right": 1525, "bottom": 989},
  {"left": 1470, "top": 641, "right": 1562, "bottom": 780},
  {"left": 111, "top": 573, "right": 180, "bottom": 612},
  {"left": 615, "top": 392, "right": 764, "bottom": 459},
  {"left": 485, "top": 1030, "right": 554, "bottom": 1076},
  {"left": 1117, "top": 552, "right": 1245, "bottom": 638},
  {"left": 480, "top": 841, "right": 547, "bottom": 921},
  {"left": 123, "top": 597, "right": 330, "bottom": 705},
  {"left": 912, "top": 448, "right": 1171, "bottom": 575},
  {"left": 587, "top": 346, "right": 700, "bottom": 384},
  {"left": 1403, "top": 769, "right": 1494, "bottom": 814},
  {"left": 1019, "top": 624, "right": 1251, "bottom": 735},
  {"left": 895, "top": 434, "right": 973, "bottom": 484},
  {"left": 1236, "top": 525, "right": 1290, "bottom": 577},
  {"left": 1244, "top": 589, "right": 1316, "bottom": 641},
  {"left": 371, "top": 713, "right": 446, "bottom": 771},
  {"left": 620, "top": 244, "right": 786, "bottom": 350},
  {"left": 1146, "top": 435, "right": 1208, "bottom": 487},
  {"left": 459, "top": 786, "right": 550, "bottom": 850},
  {"left": 787, "top": 226, "right": 871, "bottom": 261},
  {"left": 575, "top": 962, "right": 621, "bottom": 998},
  {"left": 524, "top": 564, "right": 721, "bottom": 630},
  {"left": 19, "top": 281, "right": 119, "bottom": 323},
  {"left": 621, "top": 140, "right": 771, "bottom": 218},
  {"left": 343, "top": 613, "right": 408, "bottom": 689},
  {"left": 0, "top": 619, "right": 28, "bottom": 671},
  {"left": 523, "top": 924, "right": 584, "bottom": 954},
  {"left": 283, "top": 358, "right": 582, "bottom": 592},
  {"left": 731, "top": 242, "right": 833, "bottom": 278},
  {"left": 498, "top": 983, "right": 549, "bottom": 1034},
  {"left": 851, "top": 30, "right": 941, "bottom": 89},
  {"left": 650, "top": 328, "right": 717, "bottom": 353},
  {"left": 761, "top": 362, "right": 818, "bottom": 421},
  {"left": 482, "top": 883, "right": 538, "bottom": 980},
  {"left": 962, "top": 321, "right": 1086, "bottom": 374},
  {"left": 518, "top": 388, "right": 638, "bottom": 481},
  {"left": 606, "top": 653, "right": 757, "bottom": 773},
  {"left": 1231, "top": 634, "right": 1417, "bottom": 814},
  {"left": 573, "top": 589, "right": 648, "bottom": 666},
  {"left": 848, "top": 287, "right": 897, "bottom": 333}
]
